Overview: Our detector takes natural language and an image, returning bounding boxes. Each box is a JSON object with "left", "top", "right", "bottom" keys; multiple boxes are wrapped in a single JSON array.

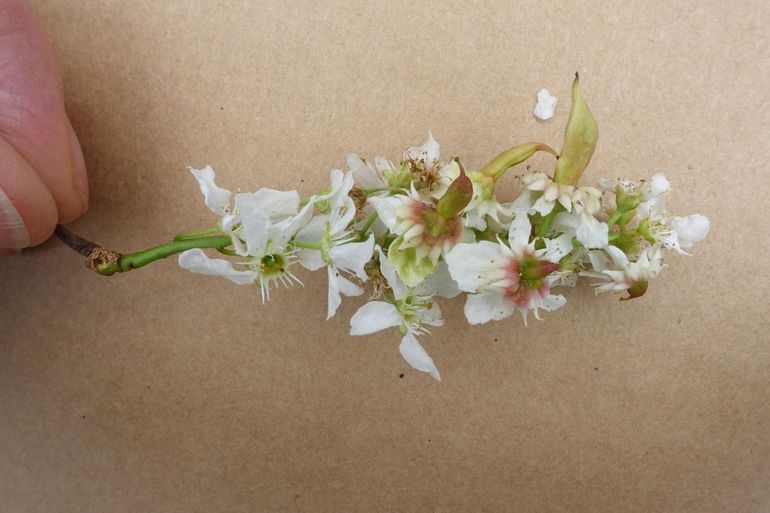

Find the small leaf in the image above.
[
  {"left": 479, "top": 142, "right": 557, "bottom": 181},
  {"left": 436, "top": 158, "right": 473, "bottom": 219},
  {"left": 553, "top": 73, "right": 598, "bottom": 186}
]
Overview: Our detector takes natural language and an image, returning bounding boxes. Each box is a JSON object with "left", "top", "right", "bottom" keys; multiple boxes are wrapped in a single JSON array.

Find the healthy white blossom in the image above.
[
  {"left": 446, "top": 212, "right": 571, "bottom": 325},
  {"left": 179, "top": 167, "right": 313, "bottom": 300},
  {"left": 582, "top": 245, "right": 663, "bottom": 295},
  {"left": 349, "top": 247, "right": 446, "bottom": 381},
  {"left": 296, "top": 169, "right": 375, "bottom": 318}
]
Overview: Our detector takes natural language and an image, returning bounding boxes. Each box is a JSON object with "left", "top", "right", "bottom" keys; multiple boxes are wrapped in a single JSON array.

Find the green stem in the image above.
[
  {"left": 174, "top": 226, "right": 222, "bottom": 241},
  {"left": 55, "top": 224, "right": 233, "bottom": 276},
  {"left": 536, "top": 204, "right": 564, "bottom": 239},
  {"left": 362, "top": 186, "right": 401, "bottom": 196},
  {"left": 607, "top": 210, "right": 624, "bottom": 226},
  {"left": 357, "top": 211, "right": 379, "bottom": 240},
  {"left": 114, "top": 235, "right": 231, "bottom": 274},
  {"left": 292, "top": 240, "right": 322, "bottom": 250}
]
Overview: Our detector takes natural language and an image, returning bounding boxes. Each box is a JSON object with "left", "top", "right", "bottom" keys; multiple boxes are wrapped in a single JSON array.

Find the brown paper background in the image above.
[{"left": 1, "top": 1, "right": 769, "bottom": 511}]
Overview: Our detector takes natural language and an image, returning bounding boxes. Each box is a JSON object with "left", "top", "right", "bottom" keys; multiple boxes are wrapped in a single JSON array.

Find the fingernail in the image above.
[
  {"left": 66, "top": 117, "right": 89, "bottom": 206},
  {"left": 0, "top": 185, "right": 31, "bottom": 249}
]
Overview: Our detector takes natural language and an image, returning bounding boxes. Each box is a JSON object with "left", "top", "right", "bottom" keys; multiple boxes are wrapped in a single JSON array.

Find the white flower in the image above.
[
  {"left": 667, "top": 214, "right": 710, "bottom": 250},
  {"left": 582, "top": 245, "right": 663, "bottom": 295},
  {"left": 296, "top": 169, "right": 375, "bottom": 318},
  {"left": 346, "top": 154, "right": 387, "bottom": 190},
  {"left": 348, "top": 247, "right": 451, "bottom": 381},
  {"left": 368, "top": 184, "right": 463, "bottom": 267},
  {"left": 445, "top": 212, "right": 572, "bottom": 325},
  {"left": 179, "top": 167, "right": 313, "bottom": 300},
  {"left": 523, "top": 172, "right": 576, "bottom": 216},
  {"left": 533, "top": 89, "right": 558, "bottom": 120},
  {"left": 406, "top": 132, "right": 440, "bottom": 165}
]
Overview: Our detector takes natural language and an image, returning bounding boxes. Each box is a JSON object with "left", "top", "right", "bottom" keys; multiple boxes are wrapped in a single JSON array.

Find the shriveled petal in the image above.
[
  {"left": 399, "top": 333, "right": 441, "bottom": 382},
  {"left": 406, "top": 132, "right": 440, "bottom": 164},
  {"left": 329, "top": 235, "right": 375, "bottom": 280},
  {"left": 668, "top": 214, "right": 710, "bottom": 248},
  {"left": 464, "top": 290, "right": 514, "bottom": 325},
  {"left": 367, "top": 195, "right": 402, "bottom": 231},
  {"left": 376, "top": 246, "right": 407, "bottom": 301},
  {"left": 350, "top": 301, "right": 402, "bottom": 335},
  {"left": 252, "top": 188, "right": 300, "bottom": 219},
  {"left": 189, "top": 166, "right": 231, "bottom": 216},
  {"left": 178, "top": 249, "right": 257, "bottom": 285},
  {"left": 445, "top": 241, "right": 505, "bottom": 292}
]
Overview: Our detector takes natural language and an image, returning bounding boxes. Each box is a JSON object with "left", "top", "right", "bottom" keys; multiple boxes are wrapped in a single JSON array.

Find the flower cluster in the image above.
[{"left": 176, "top": 76, "right": 709, "bottom": 381}]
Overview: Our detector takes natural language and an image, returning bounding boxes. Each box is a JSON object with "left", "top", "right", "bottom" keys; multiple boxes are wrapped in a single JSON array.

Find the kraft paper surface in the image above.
[{"left": 1, "top": 1, "right": 768, "bottom": 511}]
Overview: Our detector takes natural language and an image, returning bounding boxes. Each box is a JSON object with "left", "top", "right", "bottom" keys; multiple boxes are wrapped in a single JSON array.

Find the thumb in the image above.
[{"left": 0, "top": 0, "right": 88, "bottom": 250}]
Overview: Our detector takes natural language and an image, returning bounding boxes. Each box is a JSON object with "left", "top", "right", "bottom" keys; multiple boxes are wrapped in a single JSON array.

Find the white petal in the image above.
[
  {"left": 544, "top": 233, "right": 573, "bottom": 263},
  {"left": 587, "top": 249, "right": 612, "bottom": 272},
  {"left": 189, "top": 166, "right": 231, "bottom": 216},
  {"left": 576, "top": 213, "right": 609, "bottom": 249},
  {"left": 347, "top": 154, "right": 385, "bottom": 189},
  {"left": 296, "top": 215, "right": 328, "bottom": 243},
  {"left": 421, "top": 301, "right": 444, "bottom": 327},
  {"left": 649, "top": 173, "right": 670, "bottom": 196},
  {"left": 377, "top": 246, "right": 408, "bottom": 301},
  {"left": 178, "top": 249, "right": 257, "bottom": 285},
  {"left": 540, "top": 293, "right": 566, "bottom": 311},
  {"left": 553, "top": 210, "right": 579, "bottom": 234},
  {"left": 508, "top": 189, "right": 534, "bottom": 214},
  {"left": 271, "top": 199, "right": 315, "bottom": 249},
  {"left": 234, "top": 193, "right": 270, "bottom": 256},
  {"left": 329, "top": 195, "right": 356, "bottom": 235},
  {"left": 329, "top": 236, "right": 375, "bottom": 280},
  {"left": 508, "top": 211, "right": 532, "bottom": 248},
  {"left": 399, "top": 333, "right": 441, "bottom": 382},
  {"left": 367, "top": 195, "right": 402, "bottom": 231},
  {"left": 668, "top": 214, "right": 710, "bottom": 248},
  {"left": 406, "top": 132, "right": 440, "bottom": 164},
  {"left": 252, "top": 188, "right": 300, "bottom": 219},
  {"left": 533, "top": 89, "right": 558, "bottom": 120},
  {"left": 417, "top": 261, "right": 462, "bottom": 298},
  {"left": 445, "top": 241, "right": 505, "bottom": 292},
  {"left": 349, "top": 301, "right": 402, "bottom": 335},
  {"left": 464, "top": 291, "right": 514, "bottom": 325},
  {"left": 326, "top": 267, "right": 365, "bottom": 320},
  {"left": 605, "top": 245, "right": 630, "bottom": 268}
]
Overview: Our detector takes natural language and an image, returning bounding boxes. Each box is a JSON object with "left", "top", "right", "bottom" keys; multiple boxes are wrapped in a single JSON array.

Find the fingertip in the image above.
[
  {"left": 57, "top": 116, "right": 89, "bottom": 223},
  {"left": 0, "top": 137, "right": 58, "bottom": 248}
]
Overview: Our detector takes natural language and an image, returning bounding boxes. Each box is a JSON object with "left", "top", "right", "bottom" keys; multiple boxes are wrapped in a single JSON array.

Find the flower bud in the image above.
[
  {"left": 479, "top": 142, "right": 557, "bottom": 181},
  {"left": 553, "top": 73, "right": 598, "bottom": 186}
]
